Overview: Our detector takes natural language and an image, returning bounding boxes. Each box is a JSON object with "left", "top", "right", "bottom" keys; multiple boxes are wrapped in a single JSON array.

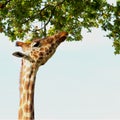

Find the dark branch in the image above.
[
  {"left": 0, "top": 0, "right": 11, "bottom": 9},
  {"left": 22, "top": 3, "right": 51, "bottom": 24},
  {"left": 43, "top": 0, "right": 65, "bottom": 28},
  {"left": 33, "top": 0, "right": 66, "bottom": 33},
  {"left": 22, "top": 0, "right": 65, "bottom": 30}
]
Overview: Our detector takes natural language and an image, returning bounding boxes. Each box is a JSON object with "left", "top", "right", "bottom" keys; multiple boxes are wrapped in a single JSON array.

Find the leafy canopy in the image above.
[{"left": 0, "top": 0, "right": 120, "bottom": 54}]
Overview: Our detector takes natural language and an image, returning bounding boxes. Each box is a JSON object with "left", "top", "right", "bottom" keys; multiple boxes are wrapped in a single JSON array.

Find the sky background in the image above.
[{"left": 0, "top": 0, "right": 120, "bottom": 120}]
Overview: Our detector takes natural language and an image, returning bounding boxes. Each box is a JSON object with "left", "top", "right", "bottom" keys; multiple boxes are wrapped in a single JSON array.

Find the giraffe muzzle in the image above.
[{"left": 58, "top": 31, "right": 68, "bottom": 42}]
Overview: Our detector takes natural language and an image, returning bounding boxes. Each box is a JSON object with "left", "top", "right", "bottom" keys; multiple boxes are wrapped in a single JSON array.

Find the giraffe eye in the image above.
[{"left": 33, "top": 41, "right": 41, "bottom": 47}]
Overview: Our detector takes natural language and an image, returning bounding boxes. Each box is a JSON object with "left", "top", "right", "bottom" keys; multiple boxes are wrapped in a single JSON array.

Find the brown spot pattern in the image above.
[{"left": 24, "top": 103, "right": 33, "bottom": 113}]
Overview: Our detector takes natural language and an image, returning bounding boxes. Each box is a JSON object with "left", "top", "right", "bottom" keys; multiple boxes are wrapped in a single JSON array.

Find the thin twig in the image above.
[
  {"left": 0, "top": 0, "right": 11, "bottom": 9},
  {"left": 23, "top": 0, "right": 65, "bottom": 28},
  {"left": 35, "top": 0, "right": 66, "bottom": 31}
]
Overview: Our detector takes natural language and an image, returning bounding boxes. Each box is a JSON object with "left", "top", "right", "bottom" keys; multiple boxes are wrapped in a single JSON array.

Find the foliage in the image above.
[{"left": 0, "top": 0, "right": 120, "bottom": 54}]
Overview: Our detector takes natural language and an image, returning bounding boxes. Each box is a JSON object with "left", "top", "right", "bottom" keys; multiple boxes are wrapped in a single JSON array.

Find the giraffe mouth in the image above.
[
  {"left": 60, "top": 31, "right": 68, "bottom": 37},
  {"left": 59, "top": 32, "right": 68, "bottom": 42}
]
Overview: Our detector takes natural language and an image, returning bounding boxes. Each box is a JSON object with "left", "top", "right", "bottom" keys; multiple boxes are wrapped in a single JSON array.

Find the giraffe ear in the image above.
[
  {"left": 12, "top": 52, "right": 25, "bottom": 58},
  {"left": 12, "top": 52, "right": 35, "bottom": 62}
]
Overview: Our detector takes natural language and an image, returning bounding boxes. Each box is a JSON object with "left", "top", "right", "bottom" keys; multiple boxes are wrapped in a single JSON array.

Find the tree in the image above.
[{"left": 0, "top": 0, "right": 120, "bottom": 54}]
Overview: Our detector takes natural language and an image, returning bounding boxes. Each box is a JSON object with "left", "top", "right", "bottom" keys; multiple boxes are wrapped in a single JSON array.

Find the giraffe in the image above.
[{"left": 12, "top": 31, "right": 68, "bottom": 120}]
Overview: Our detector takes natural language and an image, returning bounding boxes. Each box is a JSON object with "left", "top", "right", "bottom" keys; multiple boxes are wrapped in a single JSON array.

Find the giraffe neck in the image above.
[{"left": 18, "top": 59, "right": 38, "bottom": 120}]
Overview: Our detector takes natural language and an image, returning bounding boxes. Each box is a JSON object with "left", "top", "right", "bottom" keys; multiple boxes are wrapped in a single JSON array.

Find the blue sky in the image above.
[{"left": 0, "top": 27, "right": 120, "bottom": 120}]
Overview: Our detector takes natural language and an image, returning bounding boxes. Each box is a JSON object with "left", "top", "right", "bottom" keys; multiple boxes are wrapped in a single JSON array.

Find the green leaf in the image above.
[{"left": 0, "top": 0, "right": 119, "bottom": 54}]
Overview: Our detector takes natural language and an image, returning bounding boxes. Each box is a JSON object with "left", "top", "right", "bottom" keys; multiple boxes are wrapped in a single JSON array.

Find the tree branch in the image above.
[
  {"left": 43, "top": 0, "right": 65, "bottom": 27},
  {"left": 34, "top": 0, "right": 66, "bottom": 32},
  {"left": 23, "top": 0, "right": 65, "bottom": 30},
  {"left": 0, "top": 0, "right": 11, "bottom": 9}
]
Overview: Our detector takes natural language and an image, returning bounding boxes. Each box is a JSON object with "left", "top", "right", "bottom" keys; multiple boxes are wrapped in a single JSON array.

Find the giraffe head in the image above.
[{"left": 13, "top": 31, "right": 68, "bottom": 66}]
